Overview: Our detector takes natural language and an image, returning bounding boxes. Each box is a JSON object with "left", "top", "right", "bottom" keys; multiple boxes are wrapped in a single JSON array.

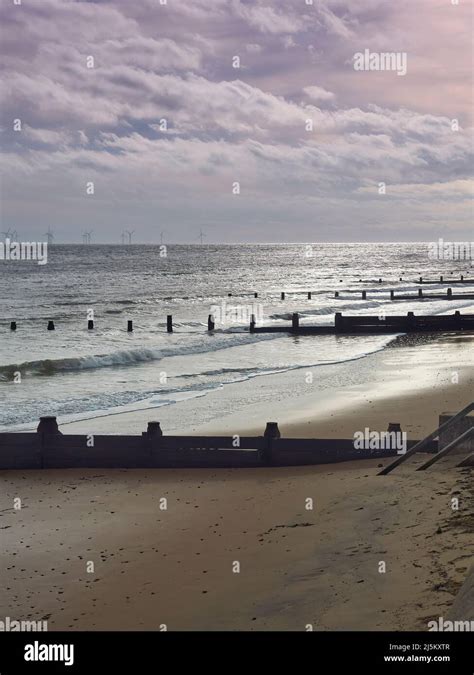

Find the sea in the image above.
[{"left": 1, "top": 242, "right": 473, "bottom": 432}]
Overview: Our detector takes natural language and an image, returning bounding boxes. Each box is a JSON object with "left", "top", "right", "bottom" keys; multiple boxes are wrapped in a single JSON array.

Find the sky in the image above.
[{"left": 0, "top": 0, "right": 473, "bottom": 243}]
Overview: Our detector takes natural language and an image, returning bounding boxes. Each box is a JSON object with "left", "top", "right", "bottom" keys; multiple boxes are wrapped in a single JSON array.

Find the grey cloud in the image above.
[{"left": 0, "top": 0, "right": 472, "bottom": 242}]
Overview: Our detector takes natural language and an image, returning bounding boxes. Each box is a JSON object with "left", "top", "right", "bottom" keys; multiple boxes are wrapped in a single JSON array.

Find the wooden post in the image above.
[
  {"left": 146, "top": 422, "right": 163, "bottom": 437},
  {"left": 47, "top": 320, "right": 55, "bottom": 331},
  {"left": 335, "top": 312, "right": 343, "bottom": 332},
  {"left": 127, "top": 320, "right": 133, "bottom": 332},
  {"left": 88, "top": 320, "right": 94, "bottom": 330},
  {"left": 378, "top": 278, "right": 382, "bottom": 283},
  {"left": 167, "top": 315, "right": 173, "bottom": 333},
  {"left": 307, "top": 292, "right": 312, "bottom": 300},
  {"left": 37, "top": 416, "right": 61, "bottom": 434},
  {"left": 262, "top": 422, "right": 280, "bottom": 466},
  {"left": 254, "top": 292, "right": 258, "bottom": 298},
  {"left": 362, "top": 290, "right": 367, "bottom": 299},
  {"left": 281, "top": 292, "right": 285, "bottom": 300},
  {"left": 264, "top": 422, "right": 280, "bottom": 438},
  {"left": 461, "top": 275, "right": 464, "bottom": 281},
  {"left": 407, "top": 311, "right": 415, "bottom": 330},
  {"left": 335, "top": 291, "right": 339, "bottom": 298},
  {"left": 208, "top": 314, "right": 215, "bottom": 331},
  {"left": 228, "top": 293, "right": 232, "bottom": 297},
  {"left": 399, "top": 277, "right": 402, "bottom": 281},
  {"left": 440, "top": 275, "right": 443, "bottom": 282},
  {"left": 447, "top": 288, "right": 452, "bottom": 299},
  {"left": 419, "top": 276, "right": 423, "bottom": 283},
  {"left": 10, "top": 321, "right": 16, "bottom": 331},
  {"left": 390, "top": 290, "right": 394, "bottom": 300},
  {"left": 418, "top": 288, "right": 423, "bottom": 298},
  {"left": 387, "top": 422, "right": 402, "bottom": 434},
  {"left": 36, "top": 416, "right": 62, "bottom": 469},
  {"left": 250, "top": 314, "right": 256, "bottom": 333},
  {"left": 292, "top": 313, "right": 299, "bottom": 330}
]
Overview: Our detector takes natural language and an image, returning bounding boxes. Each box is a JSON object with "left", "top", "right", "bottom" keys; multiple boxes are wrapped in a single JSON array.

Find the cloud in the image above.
[
  {"left": 0, "top": 0, "right": 472, "bottom": 241},
  {"left": 230, "top": 1, "right": 307, "bottom": 34},
  {"left": 245, "top": 43, "right": 263, "bottom": 54},
  {"left": 357, "top": 179, "right": 474, "bottom": 198},
  {"left": 303, "top": 85, "right": 336, "bottom": 102}
]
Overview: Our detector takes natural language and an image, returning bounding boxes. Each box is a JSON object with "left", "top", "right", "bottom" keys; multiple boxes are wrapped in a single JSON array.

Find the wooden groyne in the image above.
[
  {"left": 390, "top": 289, "right": 474, "bottom": 300},
  {"left": 335, "top": 290, "right": 474, "bottom": 301},
  {"left": 417, "top": 275, "right": 473, "bottom": 284},
  {"left": 0, "top": 417, "right": 436, "bottom": 470},
  {"left": 5, "top": 309, "right": 474, "bottom": 334},
  {"left": 353, "top": 275, "right": 473, "bottom": 285},
  {"left": 250, "top": 311, "right": 474, "bottom": 335},
  {"left": 231, "top": 279, "right": 474, "bottom": 298}
]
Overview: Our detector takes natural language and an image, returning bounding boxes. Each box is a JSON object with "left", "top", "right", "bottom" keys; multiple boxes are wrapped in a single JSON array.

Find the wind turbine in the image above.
[
  {"left": 125, "top": 230, "right": 134, "bottom": 244},
  {"left": 11, "top": 230, "right": 18, "bottom": 240},
  {"left": 160, "top": 230, "right": 166, "bottom": 245},
  {"left": 86, "top": 230, "right": 93, "bottom": 244},
  {"left": 197, "top": 228, "right": 206, "bottom": 245},
  {"left": 121, "top": 231, "right": 126, "bottom": 245},
  {"left": 43, "top": 228, "right": 54, "bottom": 245},
  {"left": 2, "top": 228, "right": 12, "bottom": 240}
]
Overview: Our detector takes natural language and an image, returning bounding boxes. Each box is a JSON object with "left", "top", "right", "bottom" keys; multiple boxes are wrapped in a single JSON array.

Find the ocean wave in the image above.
[
  {"left": 0, "top": 332, "right": 283, "bottom": 377},
  {"left": 0, "top": 337, "right": 397, "bottom": 430},
  {"left": 176, "top": 365, "right": 287, "bottom": 379}
]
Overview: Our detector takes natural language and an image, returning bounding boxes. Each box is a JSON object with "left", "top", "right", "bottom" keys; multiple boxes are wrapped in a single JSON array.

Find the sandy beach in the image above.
[
  {"left": 2, "top": 0, "right": 474, "bottom": 660},
  {"left": 2, "top": 331, "right": 473, "bottom": 632},
  {"left": 1, "top": 457, "right": 472, "bottom": 631}
]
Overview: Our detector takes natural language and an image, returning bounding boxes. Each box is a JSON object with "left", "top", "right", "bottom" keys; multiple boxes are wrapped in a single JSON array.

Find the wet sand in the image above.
[{"left": 55, "top": 333, "right": 474, "bottom": 440}]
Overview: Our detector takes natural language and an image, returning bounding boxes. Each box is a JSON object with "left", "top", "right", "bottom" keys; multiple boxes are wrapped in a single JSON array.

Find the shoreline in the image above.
[
  {"left": 1, "top": 331, "right": 472, "bottom": 631},
  {"left": 51, "top": 332, "right": 474, "bottom": 441}
]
